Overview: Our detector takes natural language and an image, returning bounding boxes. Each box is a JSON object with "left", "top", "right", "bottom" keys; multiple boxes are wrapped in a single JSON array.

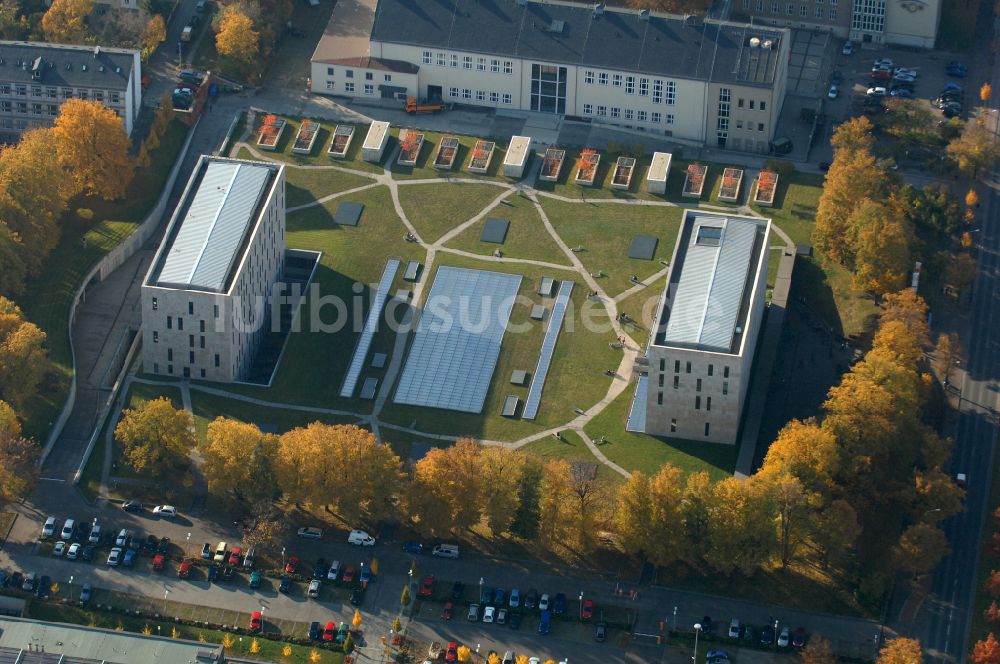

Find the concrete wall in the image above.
[
  {"left": 38, "top": 119, "right": 200, "bottom": 467},
  {"left": 310, "top": 60, "right": 418, "bottom": 99},
  {"left": 883, "top": 0, "right": 940, "bottom": 47}
]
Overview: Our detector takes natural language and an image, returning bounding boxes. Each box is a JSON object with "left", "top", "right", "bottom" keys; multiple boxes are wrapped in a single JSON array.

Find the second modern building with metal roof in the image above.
[
  {"left": 310, "top": 0, "right": 791, "bottom": 152},
  {"left": 141, "top": 156, "right": 286, "bottom": 383},
  {"left": 631, "top": 209, "right": 771, "bottom": 443}
]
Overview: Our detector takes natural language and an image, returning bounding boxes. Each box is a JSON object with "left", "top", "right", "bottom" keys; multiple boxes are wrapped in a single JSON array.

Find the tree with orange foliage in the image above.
[
  {"left": 215, "top": 5, "right": 259, "bottom": 64},
  {"left": 973, "top": 634, "right": 1000, "bottom": 664},
  {"left": 987, "top": 571, "right": 1000, "bottom": 597},
  {"left": 42, "top": 0, "right": 93, "bottom": 43},
  {"left": 986, "top": 602, "right": 1000, "bottom": 628},
  {"left": 52, "top": 98, "right": 133, "bottom": 200}
]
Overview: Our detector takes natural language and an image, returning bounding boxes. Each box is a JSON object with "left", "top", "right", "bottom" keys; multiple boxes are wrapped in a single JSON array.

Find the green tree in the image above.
[
  {"left": 114, "top": 397, "right": 195, "bottom": 474},
  {"left": 509, "top": 458, "right": 542, "bottom": 540}
]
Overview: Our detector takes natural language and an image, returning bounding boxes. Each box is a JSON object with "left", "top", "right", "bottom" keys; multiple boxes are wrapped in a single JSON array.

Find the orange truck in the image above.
[{"left": 404, "top": 96, "right": 446, "bottom": 114}]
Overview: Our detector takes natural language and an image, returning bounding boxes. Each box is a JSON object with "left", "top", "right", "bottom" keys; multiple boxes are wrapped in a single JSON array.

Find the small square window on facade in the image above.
[
  {"left": 346, "top": 69, "right": 354, "bottom": 78},
  {"left": 705, "top": 422, "right": 711, "bottom": 436},
  {"left": 365, "top": 72, "right": 373, "bottom": 80},
  {"left": 695, "top": 396, "right": 701, "bottom": 410},
  {"left": 708, "top": 364, "right": 714, "bottom": 376},
  {"left": 724, "top": 366, "right": 730, "bottom": 378},
  {"left": 696, "top": 378, "right": 702, "bottom": 392},
  {"left": 167, "top": 316, "right": 172, "bottom": 329},
  {"left": 686, "top": 361, "right": 692, "bottom": 373},
  {"left": 707, "top": 397, "right": 712, "bottom": 411},
  {"left": 152, "top": 297, "right": 158, "bottom": 311},
  {"left": 657, "top": 391, "right": 663, "bottom": 405},
  {"left": 673, "top": 375, "right": 679, "bottom": 389}
]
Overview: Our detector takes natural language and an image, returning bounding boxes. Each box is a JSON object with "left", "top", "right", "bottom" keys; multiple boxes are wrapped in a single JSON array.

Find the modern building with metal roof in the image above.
[
  {"left": 0, "top": 41, "right": 142, "bottom": 139},
  {"left": 142, "top": 156, "right": 286, "bottom": 383},
  {"left": 310, "top": 0, "right": 791, "bottom": 152},
  {"left": 0, "top": 616, "right": 224, "bottom": 663},
  {"left": 634, "top": 209, "right": 770, "bottom": 443}
]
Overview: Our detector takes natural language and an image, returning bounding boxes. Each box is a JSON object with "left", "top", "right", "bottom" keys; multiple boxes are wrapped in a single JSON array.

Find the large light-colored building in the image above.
[
  {"left": 0, "top": 616, "right": 224, "bottom": 663},
  {"left": 732, "top": 0, "right": 940, "bottom": 48},
  {"left": 637, "top": 210, "right": 770, "bottom": 444},
  {"left": 311, "top": 0, "right": 791, "bottom": 153},
  {"left": 141, "top": 156, "right": 286, "bottom": 383},
  {"left": 0, "top": 41, "right": 141, "bottom": 140}
]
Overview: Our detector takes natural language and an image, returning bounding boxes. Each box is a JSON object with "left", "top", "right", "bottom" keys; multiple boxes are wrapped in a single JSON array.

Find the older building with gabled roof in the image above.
[
  {"left": 629, "top": 209, "right": 771, "bottom": 443},
  {"left": 142, "top": 156, "right": 286, "bottom": 383},
  {"left": 310, "top": 0, "right": 791, "bottom": 152},
  {"left": 0, "top": 41, "right": 141, "bottom": 140}
]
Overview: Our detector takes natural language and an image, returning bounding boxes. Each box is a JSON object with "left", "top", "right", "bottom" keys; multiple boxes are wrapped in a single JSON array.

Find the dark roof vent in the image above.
[
  {"left": 593, "top": 2, "right": 605, "bottom": 16},
  {"left": 115, "top": 66, "right": 121, "bottom": 73},
  {"left": 81, "top": 64, "right": 87, "bottom": 71},
  {"left": 638, "top": 8, "right": 650, "bottom": 20},
  {"left": 99, "top": 65, "right": 105, "bottom": 72},
  {"left": 66, "top": 62, "right": 72, "bottom": 70},
  {"left": 547, "top": 19, "right": 565, "bottom": 33}
]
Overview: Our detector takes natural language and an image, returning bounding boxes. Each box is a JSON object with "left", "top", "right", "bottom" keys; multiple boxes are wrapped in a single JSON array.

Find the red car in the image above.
[
  {"left": 177, "top": 559, "right": 191, "bottom": 578},
  {"left": 870, "top": 69, "right": 891, "bottom": 80},
  {"left": 342, "top": 566, "right": 356, "bottom": 583},
  {"left": 419, "top": 575, "right": 435, "bottom": 597},
  {"left": 581, "top": 598, "right": 594, "bottom": 620},
  {"left": 249, "top": 611, "right": 263, "bottom": 632},
  {"left": 285, "top": 555, "right": 299, "bottom": 574},
  {"left": 322, "top": 621, "right": 336, "bottom": 642},
  {"left": 441, "top": 601, "right": 454, "bottom": 620},
  {"left": 445, "top": 642, "right": 459, "bottom": 662},
  {"left": 228, "top": 547, "right": 242, "bottom": 566},
  {"left": 152, "top": 554, "right": 165, "bottom": 572}
]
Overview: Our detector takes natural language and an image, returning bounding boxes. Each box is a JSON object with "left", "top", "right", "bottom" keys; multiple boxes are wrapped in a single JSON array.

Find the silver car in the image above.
[{"left": 467, "top": 603, "right": 480, "bottom": 622}]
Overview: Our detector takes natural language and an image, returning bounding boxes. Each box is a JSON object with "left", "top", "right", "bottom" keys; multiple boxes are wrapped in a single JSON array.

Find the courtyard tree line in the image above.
[{"left": 119, "top": 289, "right": 957, "bottom": 595}]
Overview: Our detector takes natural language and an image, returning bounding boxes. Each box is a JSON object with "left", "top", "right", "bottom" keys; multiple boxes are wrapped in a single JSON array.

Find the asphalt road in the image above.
[{"left": 906, "top": 2, "right": 1000, "bottom": 660}]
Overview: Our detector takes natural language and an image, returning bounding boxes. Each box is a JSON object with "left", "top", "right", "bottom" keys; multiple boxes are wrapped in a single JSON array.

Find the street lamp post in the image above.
[
  {"left": 282, "top": 547, "right": 286, "bottom": 570},
  {"left": 773, "top": 619, "right": 779, "bottom": 649},
  {"left": 164, "top": 589, "right": 169, "bottom": 615},
  {"left": 579, "top": 591, "right": 584, "bottom": 620},
  {"left": 479, "top": 577, "right": 484, "bottom": 601},
  {"left": 68, "top": 576, "right": 74, "bottom": 602},
  {"left": 673, "top": 606, "right": 677, "bottom": 633},
  {"left": 693, "top": 623, "right": 702, "bottom": 664}
]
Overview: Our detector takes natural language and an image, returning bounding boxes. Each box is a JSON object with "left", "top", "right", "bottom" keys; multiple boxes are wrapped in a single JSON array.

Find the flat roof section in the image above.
[
  {"left": 340, "top": 259, "right": 400, "bottom": 398},
  {"left": 647, "top": 152, "right": 672, "bottom": 182},
  {"left": 522, "top": 280, "right": 574, "bottom": 420},
  {"left": 481, "top": 218, "right": 510, "bottom": 244},
  {"left": 505, "top": 136, "right": 532, "bottom": 166},
  {"left": 363, "top": 121, "right": 390, "bottom": 150},
  {"left": 657, "top": 211, "right": 769, "bottom": 353},
  {"left": 393, "top": 267, "right": 522, "bottom": 413},
  {"left": 152, "top": 159, "right": 275, "bottom": 292},
  {"left": 334, "top": 201, "right": 364, "bottom": 226}
]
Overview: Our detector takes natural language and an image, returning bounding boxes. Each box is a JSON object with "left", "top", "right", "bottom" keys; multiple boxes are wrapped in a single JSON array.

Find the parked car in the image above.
[
  {"left": 441, "top": 602, "right": 454, "bottom": 620},
  {"left": 707, "top": 650, "right": 729, "bottom": 662},
  {"left": 242, "top": 547, "right": 255, "bottom": 569},
  {"left": 107, "top": 548, "right": 122, "bottom": 566},
  {"left": 80, "top": 583, "right": 93, "bottom": 604},
  {"left": 867, "top": 87, "right": 887, "bottom": 97},
  {"left": 311, "top": 559, "right": 327, "bottom": 581},
  {"left": 115, "top": 529, "right": 129, "bottom": 547},
  {"left": 350, "top": 588, "right": 364, "bottom": 606},
  {"left": 207, "top": 565, "right": 219, "bottom": 583},
  {"left": 524, "top": 588, "right": 538, "bottom": 609},
  {"left": 308, "top": 579, "right": 321, "bottom": 598},
  {"left": 53, "top": 541, "right": 66, "bottom": 557},
  {"left": 143, "top": 534, "right": 158, "bottom": 552},
  {"left": 538, "top": 593, "right": 550, "bottom": 611},
  {"left": 483, "top": 606, "right": 496, "bottom": 623},
  {"left": 297, "top": 527, "right": 323, "bottom": 539},
  {"left": 946, "top": 61, "right": 968, "bottom": 77},
  {"left": 595, "top": 621, "right": 607, "bottom": 641},
  {"left": 327, "top": 560, "right": 340, "bottom": 581},
  {"left": 701, "top": 616, "right": 714, "bottom": 634},
  {"left": 893, "top": 73, "right": 916, "bottom": 83},
  {"left": 552, "top": 593, "right": 567, "bottom": 614},
  {"left": 279, "top": 577, "right": 292, "bottom": 594},
  {"left": 890, "top": 88, "right": 913, "bottom": 98},
  {"left": 249, "top": 611, "right": 263, "bottom": 632},
  {"left": 494, "top": 588, "right": 506, "bottom": 605},
  {"left": 943, "top": 102, "right": 963, "bottom": 118},
  {"left": 729, "top": 619, "right": 741, "bottom": 639},
  {"left": 285, "top": 556, "right": 299, "bottom": 574},
  {"left": 445, "top": 642, "right": 459, "bottom": 662},
  {"left": 157, "top": 537, "right": 170, "bottom": 555},
  {"left": 509, "top": 612, "right": 523, "bottom": 630},
  {"left": 309, "top": 621, "right": 322, "bottom": 641},
  {"left": 841, "top": 40, "right": 854, "bottom": 55},
  {"left": 249, "top": 571, "right": 262, "bottom": 588},
  {"left": 360, "top": 566, "right": 373, "bottom": 585},
  {"left": 792, "top": 627, "right": 808, "bottom": 648},
  {"left": 481, "top": 586, "right": 495, "bottom": 604},
  {"left": 36, "top": 575, "right": 51, "bottom": 599},
  {"left": 581, "top": 599, "right": 594, "bottom": 620},
  {"left": 761, "top": 627, "right": 774, "bottom": 646},
  {"left": 213, "top": 542, "right": 227, "bottom": 563},
  {"left": 509, "top": 588, "right": 520, "bottom": 608},
  {"left": 336, "top": 623, "right": 349, "bottom": 644},
  {"left": 347, "top": 530, "right": 374, "bottom": 546},
  {"left": 123, "top": 549, "right": 137, "bottom": 567},
  {"left": 200, "top": 542, "right": 212, "bottom": 559},
  {"left": 778, "top": 627, "right": 791, "bottom": 647},
  {"left": 81, "top": 545, "right": 94, "bottom": 561},
  {"left": 873, "top": 57, "right": 894, "bottom": 69},
  {"left": 88, "top": 525, "right": 101, "bottom": 545},
  {"left": 342, "top": 566, "right": 356, "bottom": 583},
  {"left": 322, "top": 621, "right": 335, "bottom": 642},
  {"left": 121, "top": 500, "right": 143, "bottom": 513},
  {"left": 870, "top": 69, "right": 891, "bottom": 80},
  {"left": 827, "top": 84, "right": 839, "bottom": 99},
  {"left": 420, "top": 575, "right": 435, "bottom": 597},
  {"left": 497, "top": 607, "right": 508, "bottom": 624},
  {"left": 152, "top": 554, "right": 165, "bottom": 572},
  {"left": 468, "top": 603, "right": 480, "bottom": 621},
  {"left": 943, "top": 82, "right": 963, "bottom": 93},
  {"left": 538, "top": 610, "right": 552, "bottom": 634},
  {"left": 61, "top": 519, "right": 75, "bottom": 540},
  {"left": 402, "top": 541, "right": 423, "bottom": 554},
  {"left": 178, "top": 560, "right": 192, "bottom": 578},
  {"left": 21, "top": 572, "right": 36, "bottom": 592},
  {"left": 893, "top": 67, "right": 918, "bottom": 78},
  {"left": 152, "top": 505, "right": 177, "bottom": 518}
]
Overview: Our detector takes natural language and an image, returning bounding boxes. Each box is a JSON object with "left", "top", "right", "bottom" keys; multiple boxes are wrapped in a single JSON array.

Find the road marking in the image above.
[{"left": 39, "top": 477, "right": 67, "bottom": 482}]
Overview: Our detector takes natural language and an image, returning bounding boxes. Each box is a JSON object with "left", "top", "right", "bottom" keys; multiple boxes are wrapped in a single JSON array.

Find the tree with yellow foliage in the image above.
[
  {"left": 52, "top": 99, "right": 133, "bottom": 200},
  {"left": 847, "top": 198, "right": 912, "bottom": 294},
  {"left": 456, "top": 645, "right": 471, "bottom": 662},
  {"left": 215, "top": 6, "right": 259, "bottom": 64},
  {"left": 982, "top": 83, "right": 993, "bottom": 103},
  {"left": 309, "top": 650, "right": 322, "bottom": 663},
  {"left": 114, "top": 397, "right": 195, "bottom": 475},
  {"left": 249, "top": 638, "right": 260, "bottom": 654},
  {"left": 0, "top": 296, "right": 48, "bottom": 408},
  {"left": 947, "top": 122, "right": 1000, "bottom": 178},
  {"left": 42, "top": 0, "right": 93, "bottom": 43},
  {"left": 202, "top": 418, "right": 278, "bottom": 501},
  {"left": 352, "top": 608, "right": 362, "bottom": 630},
  {"left": 876, "top": 637, "right": 923, "bottom": 664},
  {"left": 487, "top": 653, "right": 501, "bottom": 664},
  {"left": 142, "top": 14, "right": 166, "bottom": 57}
]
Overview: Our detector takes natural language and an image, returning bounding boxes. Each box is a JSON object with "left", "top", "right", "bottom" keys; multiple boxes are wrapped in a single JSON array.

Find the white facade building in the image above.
[
  {"left": 0, "top": 41, "right": 141, "bottom": 140},
  {"left": 141, "top": 157, "right": 286, "bottom": 383},
  {"left": 311, "top": 0, "right": 791, "bottom": 152},
  {"left": 634, "top": 210, "right": 770, "bottom": 444}
]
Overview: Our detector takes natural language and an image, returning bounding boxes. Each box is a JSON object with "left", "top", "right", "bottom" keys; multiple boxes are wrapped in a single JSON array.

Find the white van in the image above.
[
  {"left": 347, "top": 530, "right": 375, "bottom": 546},
  {"left": 432, "top": 544, "right": 459, "bottom": 559}
]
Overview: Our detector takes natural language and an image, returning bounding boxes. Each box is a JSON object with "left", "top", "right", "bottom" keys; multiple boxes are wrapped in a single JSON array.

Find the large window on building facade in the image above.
[
  {"left": 530, "top": 64, "right": 567, "bottom": 114},
  {"left": 852, "top": 0, "right": 885, "bottom": 32}
]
